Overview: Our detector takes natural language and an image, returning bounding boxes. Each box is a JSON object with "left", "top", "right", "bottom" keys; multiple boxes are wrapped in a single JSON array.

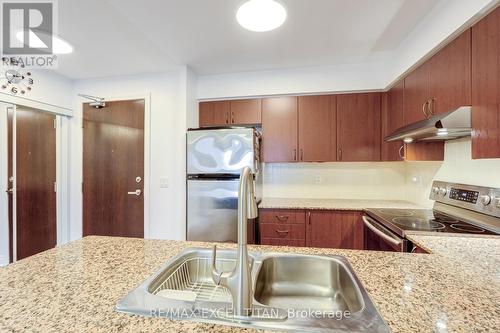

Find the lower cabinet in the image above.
[{"left": 258, "top": 209, "right": 364, "bottom": 250}]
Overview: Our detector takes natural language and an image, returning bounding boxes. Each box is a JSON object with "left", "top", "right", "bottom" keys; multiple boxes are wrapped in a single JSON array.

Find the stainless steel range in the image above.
[{"left": 363, "top": 181, "right": 500, "bottom": 252}]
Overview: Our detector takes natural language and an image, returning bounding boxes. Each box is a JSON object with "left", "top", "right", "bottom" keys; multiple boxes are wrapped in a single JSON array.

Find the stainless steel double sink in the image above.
[{"left": 116, "top": 248, "right": 390, "bottom": 332}]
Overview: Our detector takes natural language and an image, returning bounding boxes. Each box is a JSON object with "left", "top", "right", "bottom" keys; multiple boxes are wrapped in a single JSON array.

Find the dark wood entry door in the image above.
[
  {"left": 83, "top": 99, "right": 145, "bottom": 238},
  {"left": 13, "top": 106, "right": 57, "bottom": 260}
]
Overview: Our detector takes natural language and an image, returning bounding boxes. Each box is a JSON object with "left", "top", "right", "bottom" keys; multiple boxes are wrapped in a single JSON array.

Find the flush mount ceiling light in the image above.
[
  {"left": 15, "top": 30, "right": 73, "bottom": 54},
  {"left": 237, "top": 0, "right": 287, "bottom": 32}
]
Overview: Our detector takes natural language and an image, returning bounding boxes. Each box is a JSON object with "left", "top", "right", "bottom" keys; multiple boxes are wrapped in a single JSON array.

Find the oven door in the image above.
[{"left": 362, "top": 215, "right": 408, "bottom": 252}]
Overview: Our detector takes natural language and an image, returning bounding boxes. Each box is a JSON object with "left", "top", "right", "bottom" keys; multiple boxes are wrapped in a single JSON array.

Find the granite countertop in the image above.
[
  {"left": 259, "top": 197, "right": 423, "bottom": 210},
  {"left": 0, "top": 235, "right": 499, "bottom": 332}
]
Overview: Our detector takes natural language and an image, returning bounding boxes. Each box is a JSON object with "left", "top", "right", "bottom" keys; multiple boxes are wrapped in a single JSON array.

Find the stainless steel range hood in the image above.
[{"left": 385, "top": 106, "right": 471, "bottom": 142}]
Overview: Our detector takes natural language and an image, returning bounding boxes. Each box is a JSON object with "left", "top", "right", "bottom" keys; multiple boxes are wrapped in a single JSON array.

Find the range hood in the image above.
[{"left": 385, "top": 106, "right": 471, "bottom": 142}]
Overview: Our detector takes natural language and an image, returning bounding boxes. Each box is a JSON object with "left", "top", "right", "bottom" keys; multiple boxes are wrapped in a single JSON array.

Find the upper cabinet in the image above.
[
  {"left": 337, "top": 93, "right": 381, "bottom": 162},
  {"left": 381, "top": 80, "right": 405, "bottom": 161},
  {"left": 262, "top": 97, "right": 298, "bottom": 163},
  {"left": 298, "top": 95, "right": 336, "bottom": 162},
  {"left": 230, "top": 99, "right": 262, "bottom": 125},
  {"left": 404, "top": 29, "right": 471, "bottom": 125},
  {"left": 199, "top": 98, "right": 261, "bottom": 127},
  {"left": 472, "top": 6, "right": 500, "bottom": 159}
]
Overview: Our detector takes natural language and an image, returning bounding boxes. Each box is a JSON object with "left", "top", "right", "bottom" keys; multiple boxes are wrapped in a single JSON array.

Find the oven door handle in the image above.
[{"left": 362, "top": 216, "right": 402, "bottom": 246}]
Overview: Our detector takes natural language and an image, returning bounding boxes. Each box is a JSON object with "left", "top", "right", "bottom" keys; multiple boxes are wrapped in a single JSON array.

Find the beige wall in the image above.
[{"left": 262, "top": 138, "right": 500, "bottom": 208}]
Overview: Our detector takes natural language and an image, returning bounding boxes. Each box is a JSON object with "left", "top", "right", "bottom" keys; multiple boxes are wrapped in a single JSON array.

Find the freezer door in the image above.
[
  {"left": 187, "top": 179, "right": 239, "bottom": 242},
  {"left": 187, "top": 128, "right": 256, "bottom": 175}
]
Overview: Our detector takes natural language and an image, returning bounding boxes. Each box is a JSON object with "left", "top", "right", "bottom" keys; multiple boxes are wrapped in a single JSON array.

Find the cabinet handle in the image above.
[
  {"left": 300, "top": 149, "right": 304, "bottom": 161},
  {"left": 422, "top": 100, "right": 429, "bottom": 118},
  {"left": 338, "top": 148, "right": 342, "bottom": 161},
  {"left": 398, "top": 144, "right": 405, "bottom": 160},
  {"left": 275, "top": 215, "right": 289, "bottom": 222},
  {"left": 429, "top": 98, "right": 436, "bottom": 116},
  {"left": 308, "top": 211, "right": 311, "bottom": 225},
  {"left": 225, "top": 112, "right": 229, "bottom": 124},
  {"left": 293, "top": 149, "right": 297, "bottom": 161},
  {"left": 275, "top": 229, "right": 290, "bottom": 238},
  {"left": 231, "top": 111, "right": 235, "bottom": 124}
]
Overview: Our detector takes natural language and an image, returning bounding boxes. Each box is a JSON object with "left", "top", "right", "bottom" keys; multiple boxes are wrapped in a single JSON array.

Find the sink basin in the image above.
[
  {"left": 116, "top": 248, "right": 390, "bottom": 332},
  {"left": 254, "top": 255, "right": 363, "bottom": 313}
]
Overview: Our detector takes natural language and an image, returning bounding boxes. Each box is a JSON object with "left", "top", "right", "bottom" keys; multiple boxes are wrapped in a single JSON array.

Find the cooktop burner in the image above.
[{"left": 365, "top": 208, "right": 497, "bottom": 237}]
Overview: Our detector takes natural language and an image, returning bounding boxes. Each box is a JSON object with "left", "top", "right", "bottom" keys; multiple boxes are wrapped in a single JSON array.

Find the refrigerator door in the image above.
[
  {"left": 187, "top": 178, "right": 239, "bottom": 242},
  {"left": 187, "top": 128, "right": 256, "bottom": 175}
]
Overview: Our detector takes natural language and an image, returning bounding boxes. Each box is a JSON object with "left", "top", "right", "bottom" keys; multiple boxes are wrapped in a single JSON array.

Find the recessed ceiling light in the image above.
[
  {"left": 15, "top": 30, "right": 73, "bottom": 54},
  {"left": 237, "top": 0, "right": 287, "bottom": 32},
  {"left": 403, "top": 138, "right": 414, "bottom": 143}
]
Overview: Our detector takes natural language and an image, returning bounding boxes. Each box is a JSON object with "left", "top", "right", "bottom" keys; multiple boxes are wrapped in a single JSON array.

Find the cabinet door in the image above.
[
  {"left": 336, "top": 93, "right": 381, "bottom": 162},
  {"left": 306, "top": 211, "right": 364, "bottom": 249},
  {"left": 404, "top": 62, "right": 431, "bottom": 124},
  {"left": 262, "top": 97, "right": 298, "bottom": 162},
  {"left": 213, "top": 101, "right": 231, "bottom": 126},
  {"left": 429, "top": 29, "right": 471, "bottom": 115},
  {"left": 298, "top": 95, "right": 336, "bottom": 162},
  {"left": 472, "top": 7, "right": 500, "bottom": 159},
  {"left": 199, "top": 102, "right": 214, "bottom": 127},
  {"left": 381, "top": 80, "right": 405, "bottom": 161},
  {"left": 230, "top": 99, "right": 262, "bottom": 125}
]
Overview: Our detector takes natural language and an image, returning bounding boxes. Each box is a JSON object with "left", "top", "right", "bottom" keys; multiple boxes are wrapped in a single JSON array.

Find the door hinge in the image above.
[
  {"left": 54, "top": 182, "right": 57, "bottom": 192},
  {"left": 53, "top": 118, "right": 57, "bottom": 129}
]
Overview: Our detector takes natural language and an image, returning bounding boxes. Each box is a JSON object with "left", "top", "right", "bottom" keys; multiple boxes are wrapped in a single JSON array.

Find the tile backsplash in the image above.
[{"left": 262, "top": 138, "right": 500, "bottom": 208}]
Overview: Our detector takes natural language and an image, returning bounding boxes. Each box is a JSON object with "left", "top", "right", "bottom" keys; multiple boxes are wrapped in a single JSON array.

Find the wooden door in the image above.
[
  {"left": 262, "top": 97, "right": 298, "bottom": 162},
  {"left": 306, "top": 210, "right": 363, "bottom": 249},
  {"left": 83, "top": 99, "right": 145, "bottom": 238},
  {"left": 381, "top": 80, "right": 405, "bottom": 161},
  {"left": 298, "top": 95, "right": 336, "bottom": 162},
  {"left": 230, "top": 99, "right": 262, "bottom": 125},
  {"left": 7, "top": 107, "right": 13, "bottom": 262},
  {"left": 429, "top": 29, "right": 471, "bottom": 115},
  {"left": 336, "top": 93, "right": 381, "bottom": 162},
  {"left": 15, "top": 107, "right": 56, "bottom": 260},
  {"left": 404, "top": 61, "right": 431, "bottom": 124},
  {"left": 472, "top": 6, "right": 500, "bottom": 159}
]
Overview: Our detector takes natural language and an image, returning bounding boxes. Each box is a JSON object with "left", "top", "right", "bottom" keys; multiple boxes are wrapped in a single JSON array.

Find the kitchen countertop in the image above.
[
  {"left": 0, "top": 235, "right": 499, "bottom": 332},
  {"left": 258, "top": 197, "right": 423, "bottom": 210}
]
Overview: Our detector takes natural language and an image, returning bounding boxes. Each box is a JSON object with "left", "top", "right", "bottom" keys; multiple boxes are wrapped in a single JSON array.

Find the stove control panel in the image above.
[
  {"left": 430, "top": 181, "right": 500, "bottom": 218},
  {"left": 449, "top": 188, "right": 479, "bottom": 204}
]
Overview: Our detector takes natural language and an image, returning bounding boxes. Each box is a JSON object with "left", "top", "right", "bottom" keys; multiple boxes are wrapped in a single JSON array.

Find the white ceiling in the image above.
[{"left": 57, "top": 0, "right": 443, "bottom": 79}]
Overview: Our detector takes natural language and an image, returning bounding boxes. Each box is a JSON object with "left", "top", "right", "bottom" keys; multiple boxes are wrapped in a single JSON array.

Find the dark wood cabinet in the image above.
[
  {"left": 199, "top": 101, "right": 230, "bottom": 127},
  {"left": 472, "top": 6, "right": 500, "bottom": 159},
  {"left": 337, "top": 93, "right": 381, "bottom": 162},
  {"left": 404, "top": 61, "right": 431, "bottom": 125},
  {"left": 429, "top": 29, "right": 471, "bottom": 115},
  {"left": 259, "top": 208, "right": 363, "bottom": 250},
  {"left": 230, "top": 99, "right": 262, "bottom": 125},
  {"left": 306, "top": 210, "right": 364, "bottom": 250},
  {"left": 262, "top": 97, "right": 298, "bottom": 162},
  {"left": 298, "top": 95, "right": 336, "bottom": 162},
  {"left": 381, "top": 80, "right": 405, "bottom": 161}
]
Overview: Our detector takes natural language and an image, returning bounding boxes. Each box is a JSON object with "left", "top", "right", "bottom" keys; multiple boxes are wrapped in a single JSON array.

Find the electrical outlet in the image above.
[
  {"left": 160, "top": 178, "right": 169, "bottom": 188},
  {"left": 315, "top": 176, "right": 322, "bottom": 184}
]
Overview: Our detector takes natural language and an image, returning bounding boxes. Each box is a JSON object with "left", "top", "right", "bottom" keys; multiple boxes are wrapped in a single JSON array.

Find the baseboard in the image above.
[{"left": 0, "top": 255, "right": 8, "bottom": 267}]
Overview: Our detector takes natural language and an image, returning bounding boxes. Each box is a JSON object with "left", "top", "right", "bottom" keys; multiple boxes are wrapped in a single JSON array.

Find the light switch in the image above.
[
  {"left": 315, "top": 176, "right": 322, "bottom": 184},
  {"left": 160, "top": 178, "right": 169, "bottom": 188}
]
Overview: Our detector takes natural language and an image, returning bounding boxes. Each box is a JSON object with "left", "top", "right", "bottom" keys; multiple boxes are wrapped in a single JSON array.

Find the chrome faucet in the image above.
[{"left": 211, "top": 166, "right": 258, "bottom": 318}]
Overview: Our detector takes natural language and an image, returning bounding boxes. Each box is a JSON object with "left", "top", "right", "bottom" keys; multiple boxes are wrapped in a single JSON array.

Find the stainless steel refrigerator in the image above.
[{"left": 186, "top": 128, "right": 261, "bottom": 242}]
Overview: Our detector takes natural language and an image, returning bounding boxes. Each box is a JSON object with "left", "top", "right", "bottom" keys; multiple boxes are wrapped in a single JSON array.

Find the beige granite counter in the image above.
[
  {"left": 0, "top": 235, "right": 499, "bottom": 332},
  {"left": 259, "top": 197, "right": 423, "bottom": 210}
]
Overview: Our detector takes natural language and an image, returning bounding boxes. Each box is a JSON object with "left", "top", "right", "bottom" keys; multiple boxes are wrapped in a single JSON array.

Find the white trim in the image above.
[
  {"left": 78, "top": 93, "right": 151, "bottom": 239},
  {"left": 12, "top": 105, "right": 17, "bottom": 262},
  {"left": 0, "top": 92, "right": 73, "bottom": 117},
  {"left": 0, "top": 104, "right": 10, "bottom": 265},
  {"left": 56, "top": 115, "right": 70, "bottom": 245}
]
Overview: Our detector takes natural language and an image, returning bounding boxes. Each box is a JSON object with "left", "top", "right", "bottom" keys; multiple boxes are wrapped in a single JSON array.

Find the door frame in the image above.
[{"left": 79, "top": 94, "right": 151, "bottom": 238}]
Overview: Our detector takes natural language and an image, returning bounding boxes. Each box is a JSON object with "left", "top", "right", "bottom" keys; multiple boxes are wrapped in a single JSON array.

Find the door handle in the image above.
[
  {"left": 5, "top": 188, "right": 13, "bottom": 194},
  {"left": 127, "top": 189, "right": 142, "bottom": 196}
]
